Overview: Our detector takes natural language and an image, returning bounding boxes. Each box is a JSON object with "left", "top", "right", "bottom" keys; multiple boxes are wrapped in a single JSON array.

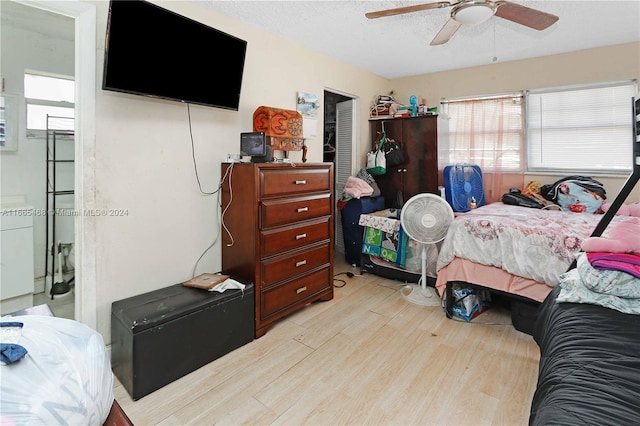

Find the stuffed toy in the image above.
[
  {"left": 601, "top": 201, "right": 640, "bottom": 217},
  {"left": 581, "top": 217, "right": 640, "bottom": 256}
]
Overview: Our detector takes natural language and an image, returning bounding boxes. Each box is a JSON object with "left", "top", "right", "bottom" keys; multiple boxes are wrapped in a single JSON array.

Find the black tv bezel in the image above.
[{"left": 101, "top": 0, "right": 247, "bottom": 111}]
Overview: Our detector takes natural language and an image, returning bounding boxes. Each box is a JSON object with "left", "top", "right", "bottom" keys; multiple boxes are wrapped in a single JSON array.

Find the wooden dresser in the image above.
[{"left": 220, "top": 162, "right": 335, "bottom": 337}]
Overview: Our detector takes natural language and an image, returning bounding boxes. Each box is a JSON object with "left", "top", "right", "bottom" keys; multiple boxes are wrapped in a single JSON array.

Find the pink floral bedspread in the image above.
[{"left": 436, "top": 202, "right": 633, "bottom": 287}]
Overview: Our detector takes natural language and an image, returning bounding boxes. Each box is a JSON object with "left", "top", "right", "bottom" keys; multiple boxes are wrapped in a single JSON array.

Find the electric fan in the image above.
[
  {"left": 443, "top": 164, "right": 486, "bottom": 212},
  {"left": 365, "top": 1, "right": 559, "bottom": 46},
  {"left": 400, "top": 193, "right": 454, "bottom": 306}
]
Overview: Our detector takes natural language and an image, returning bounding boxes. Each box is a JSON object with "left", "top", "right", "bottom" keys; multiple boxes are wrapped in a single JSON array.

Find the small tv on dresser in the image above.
[{"left": 240, "top": 132, "right": 272, "bottom": 163}]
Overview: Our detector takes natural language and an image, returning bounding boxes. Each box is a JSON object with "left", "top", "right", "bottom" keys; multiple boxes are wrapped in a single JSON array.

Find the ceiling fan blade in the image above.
[
  {"left": 366, "top": 1, "right": 453, "bottom": 19},
  {"left": 494, "top": 1, "right": 559, "bottom": 30},
  {"left": 430, "top": 18, "right": 462, "bottom": 45}
]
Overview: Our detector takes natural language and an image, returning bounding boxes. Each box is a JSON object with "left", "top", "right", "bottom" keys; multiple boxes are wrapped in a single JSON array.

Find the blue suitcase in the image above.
[{"left": 341, "top": 196, "right": 385, "bottom": 266}]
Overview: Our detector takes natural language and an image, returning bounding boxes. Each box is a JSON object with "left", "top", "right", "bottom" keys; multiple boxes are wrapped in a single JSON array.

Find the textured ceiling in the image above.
[
  {"left": 200, "top": 0, "right": 640, "bottom": 79},
  {"left": 5, "top": 1, "right": 639, "bottom": 80}
]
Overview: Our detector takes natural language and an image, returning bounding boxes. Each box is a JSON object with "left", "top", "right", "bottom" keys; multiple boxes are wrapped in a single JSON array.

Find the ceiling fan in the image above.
[{"left": 365, "top": 0, "right": 559, "bottom": 45}]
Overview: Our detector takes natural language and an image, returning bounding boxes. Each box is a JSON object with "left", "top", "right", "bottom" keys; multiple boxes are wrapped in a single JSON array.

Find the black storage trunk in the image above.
[
  {"left": 111, "top": 281, "right": 254, "bottom": 400},
  {"left": 341, "top": 196, "right": 385, "bottom": 266}
]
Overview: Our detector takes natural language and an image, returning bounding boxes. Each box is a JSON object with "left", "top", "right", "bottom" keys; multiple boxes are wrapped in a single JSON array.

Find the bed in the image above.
[
  {"left": 435, "top": 202, "right": 638, "bottom": 329},
  {"left": 527, "top": 93, "right": 640, "bottom": 423},
  {"left": 1, "top": 306, "right": 131, "bottom": 425},
  {"left": 529, "top": 267, "right": 640, "bottom": 424}
]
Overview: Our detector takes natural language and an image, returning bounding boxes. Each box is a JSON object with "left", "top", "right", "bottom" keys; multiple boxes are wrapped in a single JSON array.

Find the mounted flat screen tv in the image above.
[{"left": 102, "top": 0, "right": 247, "bottom": 110}]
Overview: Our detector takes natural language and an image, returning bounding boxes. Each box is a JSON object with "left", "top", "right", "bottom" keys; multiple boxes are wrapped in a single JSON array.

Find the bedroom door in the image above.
[{"left": 334, "top": 98, "right": 357, "bottom": 255}]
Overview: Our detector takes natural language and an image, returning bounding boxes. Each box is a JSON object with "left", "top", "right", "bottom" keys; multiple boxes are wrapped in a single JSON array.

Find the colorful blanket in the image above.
[
  {"left": 587, "top": 252, "right": 640, "bottom": 279},
  {"left": 436, "top": 202, "right": 637, "bottom": 286},
  {"left": 557, "top": 253, "right": 640, "bottom": 314}
]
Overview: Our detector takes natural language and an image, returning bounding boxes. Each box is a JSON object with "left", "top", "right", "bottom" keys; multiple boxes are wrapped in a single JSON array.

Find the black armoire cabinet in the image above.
[{"left": 369, "top": 115, "right": 438, "bottom": 208}]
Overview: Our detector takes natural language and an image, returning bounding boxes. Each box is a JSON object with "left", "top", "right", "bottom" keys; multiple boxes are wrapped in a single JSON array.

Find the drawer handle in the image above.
[
  {"left": 295, "top": 260, "right": 307, "bottom": 267},
  {"left": 296, "top": 286, "right": 307, "bottom": 294},
  {"left": 297, "top": 207, "right": 309, "bottom": 213},
  {"left": 295, "top": 180, "right": 307, "bottom": 185},
  {"left": 295, "top": 233, "right": 307, "bottom": 240}
]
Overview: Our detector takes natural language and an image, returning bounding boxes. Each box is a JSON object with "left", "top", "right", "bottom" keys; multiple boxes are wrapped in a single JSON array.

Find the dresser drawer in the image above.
[
  {"left": 260, "top": 168, "right": 331, "bottom": 198},
  {"left": 261, "top": 194, "right": 331, "bottom": 229},
  {"left": 261, "top": 218, "right": 331, "bottom": 258},
  {"left": 221, "top": 162, "right": 334, "bottom": 339},
  {"left": 261, "top": 267, "right": 332, "bottom": 318},
  {"left": 261, "top": 242, "right": 330, "bottom": 287}
]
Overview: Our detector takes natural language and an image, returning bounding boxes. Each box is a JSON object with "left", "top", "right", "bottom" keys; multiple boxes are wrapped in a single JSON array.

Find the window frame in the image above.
[
  {"left": 24, "top": 71, "right": 75, "bottom": 137},
  {"left": 525, "top": 80, "right": 637, "bottom": 176}
]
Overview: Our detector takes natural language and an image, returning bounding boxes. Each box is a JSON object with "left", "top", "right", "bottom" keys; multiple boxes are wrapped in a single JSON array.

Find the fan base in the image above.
[{"left": 400, "top": 284, "right": 441, "bottom": 307}]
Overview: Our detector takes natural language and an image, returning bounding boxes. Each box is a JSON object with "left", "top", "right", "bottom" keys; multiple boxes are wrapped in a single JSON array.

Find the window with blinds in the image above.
[
  {"left": 24, "top": 72, "right": 75, "bottom": 133},
  {"left": 442, "top": 94, "right": 524, "bottom": 172},
  {"left": 526, "top": 81, "right": 637, "bottom": 174}
]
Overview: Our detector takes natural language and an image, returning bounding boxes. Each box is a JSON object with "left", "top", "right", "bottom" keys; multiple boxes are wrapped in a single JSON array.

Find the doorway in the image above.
[
  {"left": 7, "top": 0, "right": 97, "bottom": 328},
  {"left": 323, "top": 91, "right": 351, "bottom": 162},
  {"left": 324, "top": 90, "right": 357, "bottom": 256}
]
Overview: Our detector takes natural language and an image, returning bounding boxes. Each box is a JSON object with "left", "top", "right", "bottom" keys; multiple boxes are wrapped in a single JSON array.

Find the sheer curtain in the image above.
[{"left": 440, "top": 94, "right": 525, "bottom": 203}]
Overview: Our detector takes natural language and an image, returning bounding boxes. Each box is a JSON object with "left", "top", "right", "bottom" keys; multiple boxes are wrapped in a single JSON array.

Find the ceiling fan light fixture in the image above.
[{"left": 453, "top": 2, "right": 496, "bottom": 25}]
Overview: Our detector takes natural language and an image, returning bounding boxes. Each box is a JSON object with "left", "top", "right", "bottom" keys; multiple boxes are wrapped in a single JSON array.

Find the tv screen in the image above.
[
  {"left": 240, "top": 132, "right": 266, "bottom": 156},
  {"left": 102, "top": 0, "right": 247, "bottom": 110}
]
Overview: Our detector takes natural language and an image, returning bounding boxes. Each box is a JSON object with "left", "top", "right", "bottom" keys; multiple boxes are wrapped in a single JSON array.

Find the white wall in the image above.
[{"left": 90, "top": 1, "right": 388, "bottom": 341}]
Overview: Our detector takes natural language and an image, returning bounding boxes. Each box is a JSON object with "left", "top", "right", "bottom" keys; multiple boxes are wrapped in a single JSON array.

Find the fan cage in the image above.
[{"left": 400, "top": 194, "right": 454, "bottom": 244}]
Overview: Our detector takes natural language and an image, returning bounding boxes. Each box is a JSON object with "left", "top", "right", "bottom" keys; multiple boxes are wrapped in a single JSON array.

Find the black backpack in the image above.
[
  {"left": 540, "top": 176, "right": 606, "bottom": 202},
  {"left": 501, "top": 192, "right": 544, "bottom": 209}
]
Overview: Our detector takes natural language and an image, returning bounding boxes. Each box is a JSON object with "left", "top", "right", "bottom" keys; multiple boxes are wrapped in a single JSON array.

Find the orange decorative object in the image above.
[
  {"left": 253, "top": 106, "right": 304, "bottom": 151},
  {"left": 266, "top": 136, "right": 304, "bottom": 152}
]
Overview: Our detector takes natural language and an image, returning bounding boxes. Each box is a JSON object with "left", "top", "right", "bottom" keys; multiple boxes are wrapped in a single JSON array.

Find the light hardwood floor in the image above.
[
  {"left": 32, "top": 289, "right": 74, "bottom": 320},
  {"left": 114, "top": 256, "right": 541, "bottom": 425}
]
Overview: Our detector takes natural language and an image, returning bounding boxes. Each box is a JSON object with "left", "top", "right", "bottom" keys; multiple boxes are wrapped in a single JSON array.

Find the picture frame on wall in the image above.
[
  {"left": 296, "top": 92, "right": 319, "bottom": 139},
  {"left": 0, "top": 94, "right": 18, "bottom": 152}
]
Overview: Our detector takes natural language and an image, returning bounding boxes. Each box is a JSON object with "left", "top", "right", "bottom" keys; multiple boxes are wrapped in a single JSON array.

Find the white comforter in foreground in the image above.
[{"left": 0, "top": 315, "right": 113, "bottom": 425}]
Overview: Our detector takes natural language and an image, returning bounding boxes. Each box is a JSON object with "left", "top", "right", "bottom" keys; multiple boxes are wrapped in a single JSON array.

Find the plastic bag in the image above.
[
  {"left": 443, "top": 284, "right": 491, "bottom": 321},
  {"left": 366, "top": 136, "right": 386, "bottom": 175},
  {"left": 0, "top": 316, "right": 114, "bottom": 424}
]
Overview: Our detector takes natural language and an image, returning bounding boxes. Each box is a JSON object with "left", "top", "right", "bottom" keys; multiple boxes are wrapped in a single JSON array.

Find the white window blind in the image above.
[{"left": 526, "top": 81, "right": 636, "bottom": 173}]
